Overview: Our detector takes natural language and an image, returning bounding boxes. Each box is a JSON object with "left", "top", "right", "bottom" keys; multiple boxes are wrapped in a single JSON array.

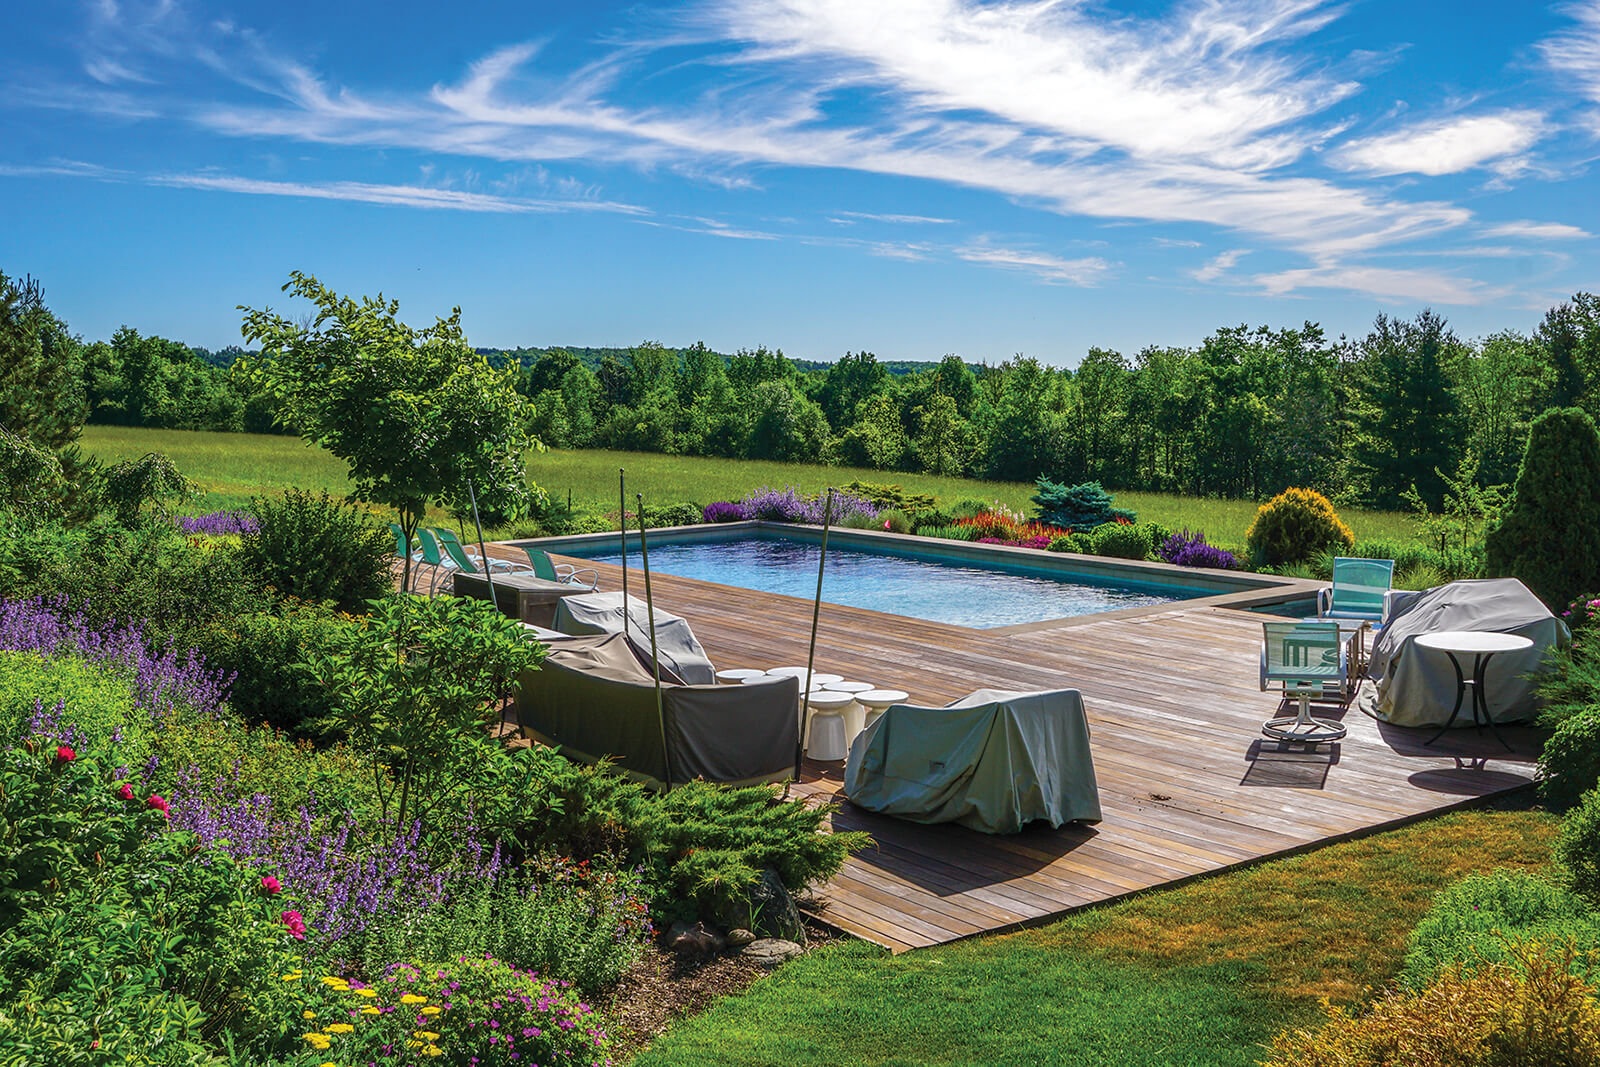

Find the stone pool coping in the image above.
[{"left": 511, "top": 521, "right": 1323, "bottom": 634}]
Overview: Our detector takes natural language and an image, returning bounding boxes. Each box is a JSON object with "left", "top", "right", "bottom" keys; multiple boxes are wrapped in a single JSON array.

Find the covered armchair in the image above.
[{"left": 843, "top": 688, "right": 1102, "bottom": 835}]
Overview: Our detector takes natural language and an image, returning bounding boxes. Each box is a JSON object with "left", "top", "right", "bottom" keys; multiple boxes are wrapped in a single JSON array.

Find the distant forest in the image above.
[{"left": 8, "top": 271, "right": 1598, "bottom": 508}]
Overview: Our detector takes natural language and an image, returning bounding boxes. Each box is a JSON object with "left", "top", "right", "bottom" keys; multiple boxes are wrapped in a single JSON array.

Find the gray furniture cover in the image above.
[
  {"left": 843, "top": 688, "right": 1102, "bottom": 835},
  {"left": 516, "top": 630, "right": 799, "bottom": 789},
  {"left": 1363, "top": 578, "right": 1571, "bottom": 728},
  {"left": 552, "top": 591, "right": 716, "bottom": 685}
]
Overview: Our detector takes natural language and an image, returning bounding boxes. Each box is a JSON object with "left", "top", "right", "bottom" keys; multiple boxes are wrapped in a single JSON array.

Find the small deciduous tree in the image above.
[
  {"left": 237, "top": 273, "right": 541, "bottom": 592},
  {"left": 1484, "top": 406, "right": 1600, "bottom": 610}
]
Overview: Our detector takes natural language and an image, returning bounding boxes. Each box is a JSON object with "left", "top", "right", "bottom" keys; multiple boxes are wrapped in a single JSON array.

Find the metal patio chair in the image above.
[{"left": 1260, "top": 620, "right": 1351, "bottom": 744}]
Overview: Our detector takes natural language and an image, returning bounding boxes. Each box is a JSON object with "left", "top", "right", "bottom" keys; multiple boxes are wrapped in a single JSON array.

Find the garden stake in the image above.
[
  {"left": 795, "top": 487, "right": 835, "bottom": 783},
  {"left": 619, "top": 468, "right": 628, "bottom": 617},
  {"left": 637, "top": 491, "right": 672, "bottom": 790},
  {"left": 468, "top": 479, "right": 499, "bottom": 616}
]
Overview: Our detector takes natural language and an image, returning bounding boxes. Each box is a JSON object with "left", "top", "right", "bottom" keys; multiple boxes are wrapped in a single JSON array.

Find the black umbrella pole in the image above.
[
  {"left": 637, "top": 492, "right": 672, "bottom": 790},
  {"left": 619, "top": 468, "right": 628, "bottom": 611},
  {"left": 796, "top": 488, "right": 835, "bottom": 782},
  {"left": 468, "top": 479, "right": 499, "bottom": 616}
]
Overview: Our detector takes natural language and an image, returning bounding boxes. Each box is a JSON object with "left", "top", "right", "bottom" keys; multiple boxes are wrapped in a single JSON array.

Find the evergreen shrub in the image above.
[
  {"left": 1541, "top": 709, "right": 1600, "bottom": 812},
  {"left": 1401, "top": 868, "right": 1600, "bottom": 987},
  {"left": 1486, "top": 407, "right": 1600, "bottom": 611},
  {"left": 1030, "top": 477, "right": 1135, "bottom": 530},
  {"left": 1262, "top": 942, "right": 1600, "bottom": 1067},
  {"left": 1246, "top": 487, "right": 1355, "bottom": 565},
  {"left": 1558, "top": 789, "right": 1600, "bottom": 906}
]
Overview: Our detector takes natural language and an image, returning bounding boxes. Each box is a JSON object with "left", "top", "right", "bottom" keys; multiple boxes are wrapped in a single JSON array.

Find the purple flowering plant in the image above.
[
  {"left": 701, "top": 501, "right": 748, "bottom": 523},
  {"left": 1157, "top": 530, "right": 1238, "bottom": 570},
  {"left": 736, "top": 485, "right": 878, "bottom": 525},
  {"left": 1, "top": 596, "right": 233, "bottom": 732},
  {"left": 176, "top": 510, "right": 260, "bottom": 537}
]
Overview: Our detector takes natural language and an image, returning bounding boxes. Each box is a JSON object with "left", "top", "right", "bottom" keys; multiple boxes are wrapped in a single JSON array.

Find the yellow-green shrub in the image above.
[
  {"left": 1246, "top": 487, "right": 1356, "bottom": 566},
  {"left": 1262, "top": 940, "right": 1600, "bottom": 1067}
]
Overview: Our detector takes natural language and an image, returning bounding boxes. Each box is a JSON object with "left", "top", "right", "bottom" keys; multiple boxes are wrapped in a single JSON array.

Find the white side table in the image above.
[
  {"left": 803, "top": 690, "right": 854, "bottom": 761},
  {"left": 1413, "top": 630, "right": 1532, "bottom": 751},
  {"left": 856, "top": 689, "right": 910, "bottom": 730},
  {"left": 822, "top": 681, "right": 873, "bottom": 740},
  {"left": 716, "top": 668, "right": 765, "bottom": 685}
]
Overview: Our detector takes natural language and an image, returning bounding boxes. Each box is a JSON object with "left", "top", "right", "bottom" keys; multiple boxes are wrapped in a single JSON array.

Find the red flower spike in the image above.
[{"left": 56, "top": 745, "right": 76, "bottom": 763}]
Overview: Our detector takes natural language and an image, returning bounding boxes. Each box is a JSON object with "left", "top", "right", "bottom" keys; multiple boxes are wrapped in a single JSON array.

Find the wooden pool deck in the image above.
[{"left": 427, "top": 543, "right": 1544, "bottom": 953}]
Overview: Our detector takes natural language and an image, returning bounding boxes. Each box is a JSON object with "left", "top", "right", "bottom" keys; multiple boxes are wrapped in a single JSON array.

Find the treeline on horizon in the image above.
[{"left": 5, "top": 266, "right": 1597, "bottom": 510}]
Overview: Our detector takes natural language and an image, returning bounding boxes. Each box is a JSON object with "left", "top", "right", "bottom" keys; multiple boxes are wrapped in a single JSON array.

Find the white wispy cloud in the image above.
[
  {"left": 10, "top": 0, "right": 1580, "bottom": 305},
  {"left": 1485, "top": 219, "right": 1592, "bottom": 240},
  {"left": 1192, "top": 248, "right": 1250, "bottom": 282},
  {"left": 1333, "top": 110, "right": 1546, "bottom": 176},
  {"left": 953, "top": 243, "right": 1112, "bottom": 285},
  {"left": 1541, "top": 3, "right": 1600, "bottom": 106},
  {"left": 831, "top": 210, "right": 956, "bottom": 225}
]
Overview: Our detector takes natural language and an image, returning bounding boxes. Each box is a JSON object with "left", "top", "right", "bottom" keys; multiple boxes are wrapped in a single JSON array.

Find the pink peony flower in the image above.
[
  {"left": 261, "top": 875, "right": 281, "bottom": 895},
  {"left": 55, "top": 745, "right": 76, "bottom": 763},
  {"left": 146, "top": 794, "right": 169, "bottom": 816},
  {"left": 281, "top": 909, "right": 306, "bottom": 940},
  {"left": 118, "top": 783, "right": 134, "bottom": 801}
]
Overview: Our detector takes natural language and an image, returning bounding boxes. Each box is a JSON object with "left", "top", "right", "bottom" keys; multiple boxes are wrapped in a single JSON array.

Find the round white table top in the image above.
[
  {"left": 741, "top": 673, "right": 783, "bottom": 685},
  {"left": 856, "top": 689, "right": 910, "bottom": 707},
  {"left": 716, "top": 668, "right": 765, "bottom": 683},
  {"left": 823, "top": 680, "right": 874, "bottom": 694},
  {"left": 1414, "top": 630, "right": 1535, "bottom": 655},
  {"left": 767, "top": 666, "right": 815, "bottom": 678},
  {"left": 804, "top": 691, "right": 855, "bottom": 710}
]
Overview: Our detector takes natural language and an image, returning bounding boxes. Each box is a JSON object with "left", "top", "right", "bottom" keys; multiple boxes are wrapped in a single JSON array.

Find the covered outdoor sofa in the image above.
[
  {"left": 552, "top": 590, "right": 716, "bottom": 685},
  {"left": 844, "top": 688, "right": 1103, "bottom": 835},
  {"left": 1363, "top": 577, "right": 1571, "bottom": 728},
  {"left": 515, "top": 630, "right": 799, "bottom": 789}
]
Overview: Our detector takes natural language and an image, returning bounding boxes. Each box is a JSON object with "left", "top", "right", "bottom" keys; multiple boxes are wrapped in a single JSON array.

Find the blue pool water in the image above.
[{"left": 565, "top": 533, "right": 1200, "bottom": 629}]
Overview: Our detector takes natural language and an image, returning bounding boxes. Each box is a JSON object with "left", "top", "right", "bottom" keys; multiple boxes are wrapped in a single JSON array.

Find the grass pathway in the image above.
[{"left": 633, "top": 809, "right": 1556, "bottom": 1067}]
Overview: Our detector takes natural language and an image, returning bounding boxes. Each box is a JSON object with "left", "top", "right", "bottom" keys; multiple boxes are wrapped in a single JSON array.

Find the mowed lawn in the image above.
[
  {"left": 79, "top": 427, "right": 1419, "bottom": 546},
  {"left": 633, "top": 810, "right": 1557, "bottom": 1067}
]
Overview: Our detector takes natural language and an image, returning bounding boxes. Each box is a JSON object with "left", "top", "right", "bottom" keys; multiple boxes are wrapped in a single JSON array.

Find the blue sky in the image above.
[{"left": 3, "top": 0, "right": 1598, "bottom": 365}]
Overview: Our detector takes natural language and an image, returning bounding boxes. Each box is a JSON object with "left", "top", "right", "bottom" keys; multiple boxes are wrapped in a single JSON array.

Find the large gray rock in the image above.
[
  {"left": 749, "top": 867, "right": 806, "bottom": 945},
  {"left": 739, "top": 938, "right": 803, "bottom": 969}
]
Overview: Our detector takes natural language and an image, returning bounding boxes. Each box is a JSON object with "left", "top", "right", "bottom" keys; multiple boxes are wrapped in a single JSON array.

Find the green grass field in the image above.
[
  {"left": 634, "top": 810, "right": 1556, "bottom": 1067},
  {"left": 79, "top": 426, "right": 1419, "bottom": 546}
]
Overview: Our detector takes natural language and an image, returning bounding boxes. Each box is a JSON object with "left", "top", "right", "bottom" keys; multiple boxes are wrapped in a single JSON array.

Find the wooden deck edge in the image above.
[{"left": 800, "top": 779, "right": 1540, "bottom": 954}]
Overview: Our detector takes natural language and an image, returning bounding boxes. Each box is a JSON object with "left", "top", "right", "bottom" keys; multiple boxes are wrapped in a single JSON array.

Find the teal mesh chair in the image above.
[
  {"left": 518, "top": 546, "right": 599, "bottom": 591},
  {"left": 429, "top": 528, "right": 533, "bottom": 580},
  {"left": 1259, "top": 621, "right": 1350, "bottom": 743},
  {"left": 1317, "top": 557, "right": 1395, "bottom": 624},
  {"left": 412, "top": 528, "right": 458, "bottom": 595}
]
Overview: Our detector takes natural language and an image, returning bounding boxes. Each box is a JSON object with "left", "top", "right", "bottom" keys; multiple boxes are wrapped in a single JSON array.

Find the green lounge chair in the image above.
[
  {"left": 519, "top": 546, "right": 599, "bottom": 591},
  {"left": 413, "top": 528, "right": 459, "bottom": 596},
  {"left": 429, "top": 527, "right": 533, "bottom": 581},
  {"left": 1259, "top": 620, "right": 1350, "bottom": 743},
  {"left": 1317, "top": 557, "right": 1395, "bottom": 624}
]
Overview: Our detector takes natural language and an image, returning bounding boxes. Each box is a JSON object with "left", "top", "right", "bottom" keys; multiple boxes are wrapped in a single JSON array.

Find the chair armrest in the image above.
[{"left": 1316, "top": 586, "right": 1332, "bottom": 618}]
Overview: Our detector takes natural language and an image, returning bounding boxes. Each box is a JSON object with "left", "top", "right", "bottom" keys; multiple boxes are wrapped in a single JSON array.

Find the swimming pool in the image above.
[{"left": 560, "top": 530, "right": 1205, "bottom": 629}]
